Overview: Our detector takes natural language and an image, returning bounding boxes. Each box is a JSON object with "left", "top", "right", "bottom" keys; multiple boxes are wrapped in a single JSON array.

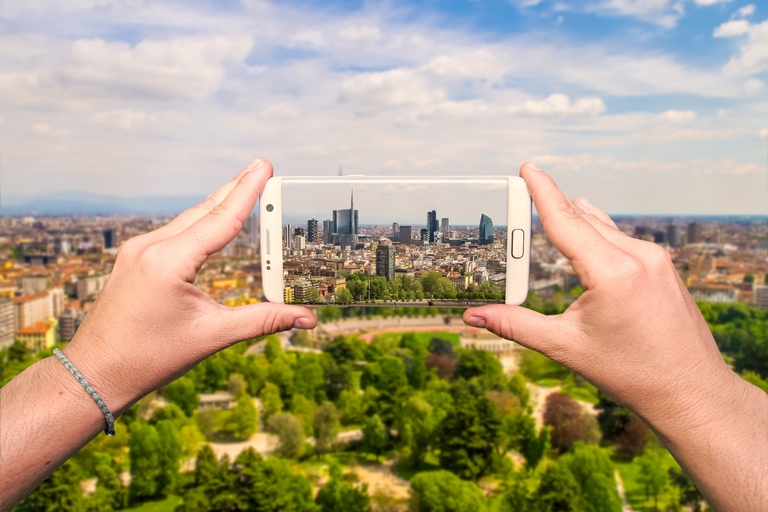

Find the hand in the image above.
[
  {"left": 463, "top": 163, "right": 737, "bottom": 428},
  {"left": 61, "top": 158, "right": 316, "bottom": 416}
]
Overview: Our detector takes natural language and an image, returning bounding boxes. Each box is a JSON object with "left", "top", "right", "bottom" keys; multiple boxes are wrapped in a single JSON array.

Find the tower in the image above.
[
  {"left": 479, "top": 214, "right": 494, "bottom": 245},
  {"left": 427, "top": 210, "right": 438, "bottom": 243},
  {"left": 376, "top": 245, "right": 395, "bottom": 281},
  {"left": 307, "top": 219, "right": 319, "bottom": 243}
]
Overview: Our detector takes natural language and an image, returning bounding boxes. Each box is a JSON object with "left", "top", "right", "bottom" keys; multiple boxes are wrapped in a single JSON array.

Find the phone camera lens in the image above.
[{"left": 266, "top": 204, "right": 274, "bottom": 212}]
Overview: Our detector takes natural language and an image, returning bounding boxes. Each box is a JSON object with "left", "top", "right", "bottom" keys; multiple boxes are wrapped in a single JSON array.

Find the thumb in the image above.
[
  {"left": 463, "top": 305, "right": 567, "bottom": 357},
  {"left": 213, "top": 302, "right": 317, "bottom": 345}
]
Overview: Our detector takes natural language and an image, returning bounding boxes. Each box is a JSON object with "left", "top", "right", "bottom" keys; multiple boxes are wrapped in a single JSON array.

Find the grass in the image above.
[
  {"left": 561, "top": 385, "right": 599, "bottom": 404},
  {"left": 612, "top": 449, "right": 681, "bottom": 511},
  {"left": 534, "top": 378, "right": 561, "bottom": 387},
  {"left": 392, "top": 452, "right": 441, "bottom": 481},
  {"left": 371, "top": 331, "right": 461, "bottom": 349},
  {"left": 124, "top": 494, "right": 183, "bottom": 512}
]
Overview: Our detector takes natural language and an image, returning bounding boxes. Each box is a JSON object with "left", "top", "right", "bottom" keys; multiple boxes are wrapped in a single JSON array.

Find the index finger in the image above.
[{"left": 521, "top": 162, "right": 625, "bottom": 288}]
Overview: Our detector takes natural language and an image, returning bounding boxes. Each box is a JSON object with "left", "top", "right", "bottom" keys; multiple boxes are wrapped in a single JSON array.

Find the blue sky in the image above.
[{"left": 0, "top": 0, "right": 766, "bottom": 214}]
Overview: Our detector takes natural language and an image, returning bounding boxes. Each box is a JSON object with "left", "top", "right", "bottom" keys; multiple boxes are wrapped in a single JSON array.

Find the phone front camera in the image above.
[{"left": 266, "top": 204, "right": 274, "bottom": 212}]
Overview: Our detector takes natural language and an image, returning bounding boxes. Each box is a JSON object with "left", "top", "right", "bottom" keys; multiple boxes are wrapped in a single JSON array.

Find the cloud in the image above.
[
  {"left": 338, "top": 68, "right": 446, "bottom": 114},
  {"left": 714, "top": 19, "right": 750, "bottom": 37},
  {"left": 90, "top": 110, "right": 192, "bottom": 131},
  {"left": 721, "top": 19, "right": 768, "bottom": 76},
  {"left": 733, "top": 4, "right": 755, "bottom": 18},
  {"left": 591, "top": 0, "right": 685, "bottom": 28},
  {"left": 760, "top": 128, "right": 768, "bottom": 139},
  {"left": 658, "top": 109, "right": 696, "bottom": 122},
  {"left": 513, "top": 94, "right": 607, "bottom": 117},
  {"left": 693, "top": 0, "right": 733, "bottom": 5},
  {"left": 336, "top": 25, "right": 381, "bottom": 42}
]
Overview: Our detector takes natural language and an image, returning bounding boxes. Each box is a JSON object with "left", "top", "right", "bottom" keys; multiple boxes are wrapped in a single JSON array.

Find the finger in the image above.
[
  {"left": 521, "top": 162, "right": 624, "bottom": 288},
  {"left": 573, "top": 197, "right": 618, "bottom": 230},
  {"left": 170, "top": 161, "right": 272, "bottom": 270},
  {"left": 463, "top": 305, "right": 573, "bottom": 359},
  {"left": 212, "top": 303, "right": 317, "bottom": 345},
  {"left": 143, "top": 158, "right": 269, "bottom": 245}
]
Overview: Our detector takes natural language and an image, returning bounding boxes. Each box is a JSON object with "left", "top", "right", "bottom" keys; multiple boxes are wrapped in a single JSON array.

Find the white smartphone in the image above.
[{"left": 259, "top": 176, "right": 531, "bottom": 306}]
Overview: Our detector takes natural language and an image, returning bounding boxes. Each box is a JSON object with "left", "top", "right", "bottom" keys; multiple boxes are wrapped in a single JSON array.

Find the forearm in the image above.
[
  {"left": 645, "top": 368, "right": 768, "bottom": 512},
  {"left": 0, "top": 353, "right": 134, "bottom": 512}
]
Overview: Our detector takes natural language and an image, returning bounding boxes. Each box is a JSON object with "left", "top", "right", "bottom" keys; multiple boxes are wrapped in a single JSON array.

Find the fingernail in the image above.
[
  {"left": 465, "top": 315, "right": 486, "bottom": 329},
  {"left": 578, "top": 197, "right": 593, "bottom": 210},
  {"left": 293, "top": 317, "right": 314, "bottom": 329},
  {"left": 525, "top": 162, "right": 541, "bottom": 171},
  {"left": 248, "top": 158, "right": 267, "bottom": 171}
]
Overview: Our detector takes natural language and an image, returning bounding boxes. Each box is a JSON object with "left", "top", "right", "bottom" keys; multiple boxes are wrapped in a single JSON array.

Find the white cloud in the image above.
[
  {"left": 336, "top": 25, "right": 381, "bottom": 42},
  {"left": 717, "top": 108, "right": 731, "bottom": 117},
  {"left": 513, "top": 94, "right": 607, "bottom": 117},
  {"left": 693, "top": 0, "right": 733, "bottom": 5},
  {"left": 760, "top": 128, "right": 768, "bottom": 139},
  {"left": 592, "top": 0, "right": 684, "bottom": 28},
  {"left": 90, "top": 110, "right": 192, "bottom": 131},
  {"left": 338, "top": 68, "right": 446, "bottom": 114},
  {"left": 733, "top": 4, "right": 755, "bottom": 18},
  {"left": 659, "top": 109, "right": 696, "bottom": 122},
  {"left": 260, "top": 102, "right": 302, "bottom": 121},
  {"left": 714, "top": 19, "right": 750, "bottom": 37},
  {"left": 722, "top": 19, "right": 768, "bottom": 76},
  {"left": 32, "top": 123, "right": 51, "bottom": 134}
]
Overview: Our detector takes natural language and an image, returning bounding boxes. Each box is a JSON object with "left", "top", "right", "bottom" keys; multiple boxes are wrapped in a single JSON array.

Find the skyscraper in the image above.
[
  {"left": 283, "top": 224, "right": 293, "bottom": 249},
  {"left": 667, "top": 224, "right": 680, "bottom": 248},
  {"left": 420, "top": 228, "right": 428, "bottom": 242},
  {"left": 307, "top": 219, "right": 319, "bottom": 243},
  {"left": 333, "top": 189, "right": 359, "bottom": 247},
  {"left": 323, "top": 219, "right": 334, "bottom": 244},
  {"left": 687, "top": 222, "right": 702, "bottom": 244},
  {"left": 246, "top": 213, "right": 259, "bottom": 247},
  {"left": 392, "top": 222, "right": 399, "bottom": 243},
  {"left": 376, "top": 245, "right": 395, "bottom": 281},
  {"left": 441, "top": 218, "right": 449, "bottom": 234},
  {"left": 479, "top": 214, "right": 494, "bottom": 245},
  {"left": 427, "top": 210, "right": 438, "bottom": 243},
  {"left": 103, "top": 228, "right": 115, "bottom": 249},
  {"left": 399, "top": 225, "right": 412, "bottom": 245}
]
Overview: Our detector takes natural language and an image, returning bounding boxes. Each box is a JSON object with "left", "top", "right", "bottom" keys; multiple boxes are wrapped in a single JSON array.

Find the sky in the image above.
[
  {"left": 0, "top": 0, "right": 767, "bottom": 215},
  {"left": 281, "top": 178, "right": 509, "bottom": 225}
]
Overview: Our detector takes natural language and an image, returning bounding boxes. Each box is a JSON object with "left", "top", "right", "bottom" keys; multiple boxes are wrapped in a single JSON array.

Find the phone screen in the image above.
[{"left": 280, "top": 177, "right": 509, "bottom": 306}]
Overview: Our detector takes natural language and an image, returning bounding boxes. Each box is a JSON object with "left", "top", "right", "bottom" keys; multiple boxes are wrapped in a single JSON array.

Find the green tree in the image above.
[
  {"left": 336, "top": 389, "right": 364, "bottom": 426},
  {"left": 193, "top": 444, "right": 221, "bottom": 490},
  {"left": 294, "top": 354, "right": 325, "bottom": 402},
  {"left": 559, "top": 443, "right": 622, "bottom": 512},
  {"left": 507, "top": 373, "right": 530, "bottom": 407},
  {"left": 637, "top": 450, "right": 670, "bottom": 510},
  {"left": 129, "top": 422, "right": 161, "bottom": 500},
  {"left": 428, "top": 337, "right": 456, "bottom": 359},
  {"left": 152, "top": 403, "right": 194, "bottom": 429},
  {"left": 243, "top": 354, "right": 270, "bottom": 395},
  {"left": 268, "top": 412, "right": 306, "bottom": 459},
  {"left": 260, "top": 382, "right": 283, "bottom": 424},
  {"left": 93, "top": 462, "right": 128, "bottom": 510},
  {"left": 533, "top": 465, "right": 587, "bottom": 512},
  {"left": 668, "top": 466, "right": 703, "bottom": 512},
  {"left": 156, "top": 419, "right": 184, "bottom": 494},
  {"left": 265, "top": 335, "right": 283, "bottom": 362},
  {"left": 504, "top": 412, "right": 551, "bottom": 471},
  {"left": 454, "top": 349, "right": 504, "bottom": 390},
  {"left": 401, "top": 396, "right": 438, "bottom": 467},
  {"left": 305, "top": 286, "right": 322, "bottom": 304},
  {"left": 336, "top": 288, "right": 353, "bottom": 305},
  {"left": 316, "top": 461, "right": 371, "bottom": 512},
  {"left": 543, "top": 392, "right": 587, "bottom": 452},
  {"left": 176, "top": 487, "right": 210, "bottom": 512},
  {"left": 180, "top": 424, "right": 206, "bottom": 460},
  {"left": 165, "top": 376, "right": 199, "bottom": 416},
  {"left": 291, "top": 393, "right": 316, "bottom": 436},
  {"left": 744, "top": 274, "right": 755, "bottom": 283},
  {"left": 229, "top": 394, "right": 258, "bottom": 439},
  {"left": 435, "top": 381, "right": 502, "bottom": 480},
  {"left": 408, "top": 470, "right": 486, "bottom": 512},
  {"left": 313, "top": 402, "right": 340, "bottom": 458},
  {"left": 269, "top": 357, "right": 295, "bottom": 399},
  {"left": 227, "top": 372, "right": 248, "bottom": 399},
  {"left": 18, "top": 460, "right": 85, "bottom": 512},
  {"left": 362, "top": 414, "right": 389, "bottom": 460}
]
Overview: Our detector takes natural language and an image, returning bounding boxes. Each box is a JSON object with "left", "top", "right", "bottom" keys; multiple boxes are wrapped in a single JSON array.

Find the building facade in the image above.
[
  {"left": 479, "top": 214, "right": 494, "bottom": 245},
  {"left": 376, "top": 245, "right": 395, "bottom": 281}
]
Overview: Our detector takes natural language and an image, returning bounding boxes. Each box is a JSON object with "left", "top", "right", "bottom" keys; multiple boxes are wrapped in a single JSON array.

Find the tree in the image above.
[
  {"left": 428, "top": 337, "right": 456, "bottom": 358},
  {"left": 229, "top": 394, "right": 258, "bottom": 439},
  {"left": 362, "top": 414, "right": 389, "bottom": 460},
  {"left": 408, "top": 470, "right": 486, "bottom": 512},
  {"left": 558, "top": 442, "right": 622, "bottom": 512},
  {"left": 129, "top": 422, "right": 161, "bottom": 500},
  {"left": 268, "top": 412, "right": 306, "bottom": 459},
  {"left": 614, "top": 414, "right": 647, "bottom": 457},
  {"left": 401, "top": 397, "right": 438, "bottom": 467},
  {"left": 291, "top": 393, "right": 316, "bottom": 436},
  {"left": 637, "top": 450, "right": 669, "bottom": 510},
  {"left": 337, "top": 288, "right": 353, "bottom": 305},
  {"left": 243, "top": 355, "right": 270, "bottom": 395},
  {"left": 156, "top": 419, "right": 184, "bottom": 494},
  {"left": 293, "top": 329, "right": 314, "bottom": 348},
  {"left": 17, "top": 460, "right": 85, "bottom": 512},
  {"left": 486, "top": 390, "right": 523, "bottom": 417},
  {"left": 227, "top": 373, "right": 248, "bottom": 399},
  {"left": 93, "top": 462, "right": 128, "bottom": 510},
  {"left": 260, "top": 382, "right": 283, "bottom": 424},
  {"left": 425, "top": 353, "right": 456, "bottom": 380},
  {"left": 435, "top": 381, "right": 502, "bottom": 480},
  {"left": 504, "top": 412, "right": 550, "bottom": 471},
  {"left": 176, "top": 487, "right": 210, "bottom": 512},
  {"left": 180, "top": 424, "right": 206, "bottom": 460},
  {"left": 336, "top": 389, "right": 364, "bottom": 426},
  {"left": 313, "top": 402, "right": 340, "bottom": 458},
  {"left": 294, "top": 354, "right": 325, "bottom": 402},
  {"left": 265, "top": 335, "right": 283, "bottom": 362},
  {"left": 165, "top": 376, "right": 199, "bottom": 416},
  {"left": 268, "top": 357, "right": 295, "bottom": 399},
  {"left": 533, "top": 465, "right": 587, "bottom": 512},
  {"left": 152, "top": 403, "right": 194, "bottom": 429},
  {"left": 543, "top": 392, "right": 587, "bottom": 452},
  {"left": 304, "top": 286, "right": 322, "bottom": 304},
  {"left": 193, "top": 444, "right": 221, "bottom": 489},
  {"left": 668, "top": 466, "right": 703, "bottom": 512},
  {"left": 595, "top": 392, "right": 632, "bottom": 443},
  {"left": 316, "top": 461, "right": 371, "bottom": 512},
  {"left": 507, "top": 373, "right": 530, "bottom": 407},
  {"left": 454, "top": 349, "right": 504, "bottom": 390}
]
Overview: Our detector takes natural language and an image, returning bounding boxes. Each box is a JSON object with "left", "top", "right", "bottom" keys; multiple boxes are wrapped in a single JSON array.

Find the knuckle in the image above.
[
  {"left": 196, "top": 196, "right": 217, "bottom": 213},
  {"left": 116, "top": 237, "right": 139, "bottom": 260},
  {"left": 136, "top": 243, "right": 165, "bottom": 276}
]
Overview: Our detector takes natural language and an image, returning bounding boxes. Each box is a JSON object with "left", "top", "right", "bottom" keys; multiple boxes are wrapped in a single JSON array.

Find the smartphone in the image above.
[{"left": 259, "top": 176, "right": 531, "bottom": 306}]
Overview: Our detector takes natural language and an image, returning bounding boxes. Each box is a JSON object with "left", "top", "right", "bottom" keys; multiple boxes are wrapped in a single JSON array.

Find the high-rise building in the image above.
[
  {"left": 0, "top": 298, "right": 16, "bottom": 346},
  {"left": 103, "top": 228, "right": 115, "bottom": 249},
  {"left": 441, "top": 218, "right": 449, "bottom": 234},
  {"left": 283, "top": 224, "right": 293, "bottom": 249},
  {"left": 666, "top": 224, "right": 680, "bottom": 248},
  {"left": 479, "top": 214, "right": 494, "bottom": 245},
  {"left": 376, "top": 245, "right": 395, "bottom": 281},
  {"left": 323, "top": 219, "right": 334, "bottom": 244},
  {"left": 755, "top": 285, "right": 768, "bottom": 310},
  {"left": 20, "top": 275, "right": 47, "bottom": 296},
  {"left": 392, "top": 223, "right": 399, "bottom": 243},
  {"left": 427, "top": 210, "right": 438, "bottom": 243},
  {"left": 293, "top": 227, "right": 305, "bottom": 238},
  {"left": 333, "top": 190, "right": 359, "bottom": 247},
  {"left": 420, "top": 228, "right": 429, "bottom": 242},
  {"left": 12, "top": 292, "right": 52, "bottom": 331},
  {"left": 246, "top": 213, "right": 259, "bottom": 247},
  {"left": 399, "top": 225, "right": 412, "bottom": 245},
  {"left": 687, "top": 222, "right": 702, "bottom": 244},
  {"left": 307, "top": 219, "right": 319, "bottom": 243}
]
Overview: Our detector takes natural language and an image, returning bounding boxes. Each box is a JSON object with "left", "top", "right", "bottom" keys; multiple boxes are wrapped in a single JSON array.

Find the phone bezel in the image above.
[{"left": 259, "top": 176, "right": 531, "bottom": 306}]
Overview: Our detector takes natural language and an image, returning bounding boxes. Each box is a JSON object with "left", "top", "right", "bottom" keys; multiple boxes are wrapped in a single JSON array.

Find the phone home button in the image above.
[{"left": 511, "top": 229, "right": 524, "bottom": 259}]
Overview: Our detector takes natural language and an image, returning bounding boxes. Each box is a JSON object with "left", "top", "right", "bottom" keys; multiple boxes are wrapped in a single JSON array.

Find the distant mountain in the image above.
[{"left": 0, "top": 190, "right": 204, "bottom": 215}]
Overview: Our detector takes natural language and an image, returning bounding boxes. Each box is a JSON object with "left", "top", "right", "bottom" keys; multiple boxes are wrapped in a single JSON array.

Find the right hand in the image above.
[{"left": 463, "top": 162, "right": 738, "bottom": 429}]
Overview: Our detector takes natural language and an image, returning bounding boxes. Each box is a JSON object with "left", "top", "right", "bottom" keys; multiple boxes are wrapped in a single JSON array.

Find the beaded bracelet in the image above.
[{"left": 53, "top": 348, "right": 116, "bottom": 436}]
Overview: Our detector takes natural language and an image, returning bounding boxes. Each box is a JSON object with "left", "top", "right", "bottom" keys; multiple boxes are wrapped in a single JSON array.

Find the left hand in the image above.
[{"left": 62, "top": 158, "right": 316, "bottom": 416}]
